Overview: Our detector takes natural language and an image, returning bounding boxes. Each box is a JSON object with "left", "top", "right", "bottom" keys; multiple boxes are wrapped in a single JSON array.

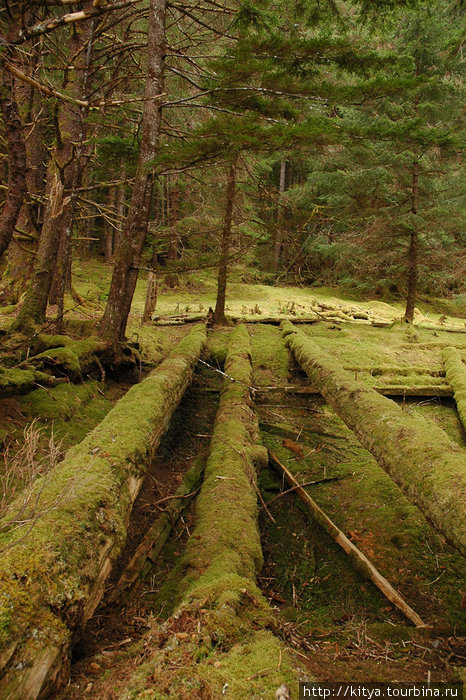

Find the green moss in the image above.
[
  {"left": 206, "top": 327, "right": 231, "bottom": 366},
  {"left": 282, "top": 321, "right": 466, "bottom": 558},
  {"left": 249, "top": 324, "right": 290, "bottom": 387},
  {"left": 443, "top": 346, "right": 466, "bottom": 430},
  {"left": 0, "top": 325, "right": 207, "bottom": 692},
  {"left": 0, "top": 367, "right": 53, "bottom": 395}
]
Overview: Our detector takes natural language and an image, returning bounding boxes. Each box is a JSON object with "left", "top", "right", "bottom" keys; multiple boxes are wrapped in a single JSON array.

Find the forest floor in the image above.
[{"left": 0, "top": 260, "right": 465, "bottom": 699}]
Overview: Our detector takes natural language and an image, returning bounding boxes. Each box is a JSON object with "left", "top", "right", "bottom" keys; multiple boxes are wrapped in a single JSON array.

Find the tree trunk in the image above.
[
  {"left": 213, "top": 157, "right": 237, "bottom": 325},
  {"left": 165, "top": 179, "right": 181, "bottom": 288},
  {"left": 1, "top": 61, "right": 47, "bottom": 304},
  {"left": 404, "top": 159, "right": 419, "bottom": 323},
  {"left": 0, "top": 66, "right": 27, "bottom": 259},
  {"left": 142, "top": 270, "right": 158, "bottom": 323},
  {"left": 104, "top": 185, "right": 116, "bottom": 262},
  {"left": 272, "top": 159, "right": 286, "bottom": 274},
  {"left": 283, "top": 322, "right": 466, "bottom": 557},
  {"left": 113, "top": 164, "right": 126, "bottom": 255},
  {"left": 99, "top": 0, "right": 167, "bottom": 344},
  {"left": 11, "top": 10, "right": 93, "bottom": 333}
]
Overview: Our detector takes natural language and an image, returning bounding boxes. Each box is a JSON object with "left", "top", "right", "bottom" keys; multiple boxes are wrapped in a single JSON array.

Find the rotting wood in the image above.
[
  {"left": 282, "top": 321, "right": 466, "bottom": 557},
  {"left": 0, "top": 324, "right": 206, "bottom": 700},
  {"left": 442, "top": 346, "right": 466, "bottom": 431},
  {"left": 107, "top": 455, "right": 206, "bottom": 604},
  {"left": 268, "top": 450, "right": 426, "bottom": 628}
]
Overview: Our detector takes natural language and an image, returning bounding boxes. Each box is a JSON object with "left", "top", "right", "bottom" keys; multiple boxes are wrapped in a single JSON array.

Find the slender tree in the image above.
[{"left": 99, "top": 0, "right": 167, "bottom": 344}]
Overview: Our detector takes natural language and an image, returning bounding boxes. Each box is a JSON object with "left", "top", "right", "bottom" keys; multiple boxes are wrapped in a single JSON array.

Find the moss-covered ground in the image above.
[
  {"left": 250, "top": 323, "right": 465, "bottom": 684},
  {"left": 1, "top": 260, "right": 465, "bottom": 696}
]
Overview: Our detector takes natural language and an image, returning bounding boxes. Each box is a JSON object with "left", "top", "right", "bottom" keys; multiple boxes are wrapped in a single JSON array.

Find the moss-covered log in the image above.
[
  {"left": 176, "top": 324, "right": 266, "bottom": 605},
  {"left": 282, "top": 321, "right": 466, "bottom": 557},
  {"left": 283, "top": 385, "right": 454, "bottom": 397},
  {"left": 0, "top": 324, "right": 206, "bottom": 700},
  {"left": 120, "top": 325, "right": 300, "bottom": 699},
  {"left": 0, "top": 367, "right": 69, "bottom": 398},
  {"left": 443, "top": 346, "right": 466, "bottom": 431}
]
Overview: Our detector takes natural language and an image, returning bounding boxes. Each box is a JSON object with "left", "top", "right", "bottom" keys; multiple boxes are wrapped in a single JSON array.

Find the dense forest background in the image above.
[{"left": 0, "top": 0, "right": 464, "bottom": 341}]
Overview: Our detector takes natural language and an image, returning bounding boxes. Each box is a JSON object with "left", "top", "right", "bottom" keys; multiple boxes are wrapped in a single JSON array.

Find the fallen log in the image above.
[
  {"left": 268, "top": 450, "right": 425, "bottom": 627},
  {"left": 442, "top": 347, "right": 466, "bottom": 431},
  {"left": 282, "top": 321, "right": 466, "bottom": 557},
  {"left": 176, "top": 324, "right": 268, "bottom": 603},
  {"left": 259, "top": 384, "right": 454, "bottom": 398},
  {"left": 0, "top": 366, "right": 69, "bottom": 398},
  {"left": 118, "top": 325, "right": 300, "bottom": 698},
  {"left": 107, "top": 455, "right": 206, "bottom": 604},
  {"left": 0, "top": 324, "right": 206, "bottom": 700}
]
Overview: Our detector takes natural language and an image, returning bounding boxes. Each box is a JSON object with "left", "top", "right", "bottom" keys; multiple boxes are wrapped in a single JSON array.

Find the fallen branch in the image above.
[
  {"left": 265, "top": 475, "right": 349, "bottom": 505},
  {"left": 107, "top": 456, "right": 205, "bottom": 604},
  {"left": 268, "top": 450, "right": 426, "bottom": 628}
]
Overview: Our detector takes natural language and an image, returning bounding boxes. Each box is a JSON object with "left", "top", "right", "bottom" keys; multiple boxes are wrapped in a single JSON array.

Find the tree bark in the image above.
[
  {"left": 213, "top": 157, "right": 237, "bottom": 325},
  {"left": 404, "top": 159, "right": 419, "bottom": 323},
  {"left": 12, "top": 9, "right": 93, "bottom": 333},
  {"left": 272, "top": 159, "right": 286, "bottom": 274},
  {"left": 283, "top": 322, "right": 466, "bottom": 557},
  {"left": 0, "top": 66, "right": 28, "bottom": 259},
  {"left": 99, "top": 0, "right": 167, "bottom": 344}
]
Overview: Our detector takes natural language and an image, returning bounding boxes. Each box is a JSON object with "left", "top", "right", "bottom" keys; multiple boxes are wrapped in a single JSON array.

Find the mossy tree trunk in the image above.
[
  {"left": 0, "top": 325, "right": 206, "bottom": 700},
  {"left": 282, "top": 321, "right": 466, "bottom": 556},
  {"left": 213, "top": 156, "right": 237, "bottom": 325},
  {"left": 99, "top": 0, "right": 167, "bottom": 344},
  {"left": 11, "top": 8, "right": 93, "bottom": 334}
]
